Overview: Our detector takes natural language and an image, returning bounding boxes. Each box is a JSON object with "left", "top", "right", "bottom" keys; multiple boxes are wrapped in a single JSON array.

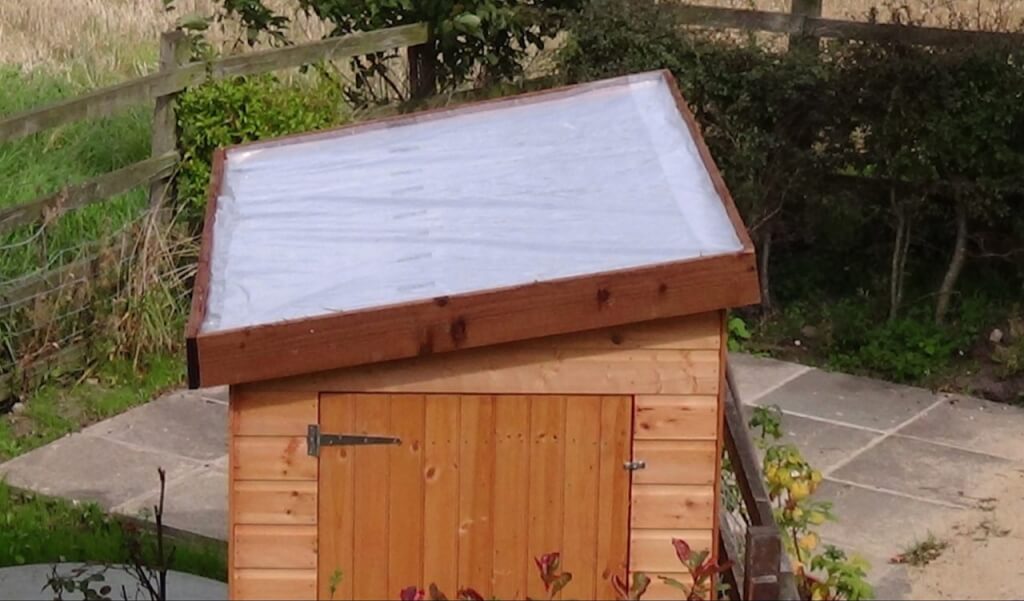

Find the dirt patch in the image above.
[{"left": 907, "top": 467, "right": 1024, "bottom": 599}]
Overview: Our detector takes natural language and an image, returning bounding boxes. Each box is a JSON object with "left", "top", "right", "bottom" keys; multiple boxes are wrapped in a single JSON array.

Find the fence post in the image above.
[
  {"left": 790, "top": 0, "right": 823, "bottom": 52},
  {"left": 407, "top": 38, "right": 436, "bottom": 100},
  {"left": 744, "top": 525, "right": 783, "bottom": 600},
  {"left": 149, "top": 30, "right": 188, "bottom": 212}
]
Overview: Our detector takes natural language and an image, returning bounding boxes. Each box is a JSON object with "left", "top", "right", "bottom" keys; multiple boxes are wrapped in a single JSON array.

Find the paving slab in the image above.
[
  {"left": 755, "top": 368, "right": 939, "bottom": 430},
  {"left": 898, "top": 395, "right": 1024, "bottom": 462},
  {"left": 82, "top": 390, "right": 228, "bottom": 461},
  {"left": 830, "top": 435, "right": 1016, "bottom": 507},
  {"left": 115, "top": 468, "right": 228, "bottom": 541},
  {"left": 813, "top": 479, "right": 965, "bottom": 559},
  {"left": 728, "top": 352, "right": 810, "bottom": 404},
  {"left": 0, "top": 435, "right": 199, "bottom": 508},
  {"left": 742, "top": 405, "right": 882, "bottom": 472},
  {"left": 0, "top": 563, "right": 225, "bottom": 600}
]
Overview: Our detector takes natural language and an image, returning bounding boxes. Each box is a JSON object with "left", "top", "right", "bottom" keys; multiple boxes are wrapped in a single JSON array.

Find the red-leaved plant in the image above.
[
  {"left": 402, "top": 539, "right": 726, "bottom": 600},
  {"left": 401, "top": 552, "right": 572, "bottom": 601}
]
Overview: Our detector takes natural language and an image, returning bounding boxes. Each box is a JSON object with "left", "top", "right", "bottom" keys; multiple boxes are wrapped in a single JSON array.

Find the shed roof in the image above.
[{"left": 186, "top": 70, "right": 758, "bottom": 388}]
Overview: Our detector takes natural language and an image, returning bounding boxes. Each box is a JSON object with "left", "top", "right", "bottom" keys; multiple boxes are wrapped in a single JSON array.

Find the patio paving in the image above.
[{"left": 2, "top": 354, "right": 1023, "bottom": 599}]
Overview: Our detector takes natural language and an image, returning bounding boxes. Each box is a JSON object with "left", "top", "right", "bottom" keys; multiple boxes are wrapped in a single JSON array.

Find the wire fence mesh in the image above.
[{"left": 0, "top": 200, "right": 196, "bottom": 399}]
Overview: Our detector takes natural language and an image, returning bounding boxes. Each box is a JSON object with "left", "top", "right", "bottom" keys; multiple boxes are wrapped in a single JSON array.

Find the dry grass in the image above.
[
  {"left": 3, "top": 0, "right": 1023, "bottom": 81},
  {"left": 695, "top": 0, "right": 1024, "bottom": 30},
  {"left": 0, "top": 0, "right": 330, "bottom": 81}
]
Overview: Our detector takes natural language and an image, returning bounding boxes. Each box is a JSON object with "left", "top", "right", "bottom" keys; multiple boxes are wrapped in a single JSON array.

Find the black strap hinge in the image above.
[{"left": 307, "top": 424, "right": 402, "bottom": 456}]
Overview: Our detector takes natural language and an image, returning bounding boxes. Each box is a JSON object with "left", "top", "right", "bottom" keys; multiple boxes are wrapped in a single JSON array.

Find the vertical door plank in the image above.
[
  {"left": 596, "top": 396, "right": 633, "bottom": 600},
  {"left": 423, "top": 395, "right": 461, "bottom": 593},
  {"left": 526, "top": 395, "right": 567, "bottom": 600},
  {"left": 388, "top": 394, "right": 427, "bottom": 595},
  {"left": 457, "top": 395, "right": 496, "bottom": 596},
  {"left": 492, "top": 395, "right": 531, "bottom": 599},
  {"left": 353, "top": 394, "right": 392, "bottom": 600},
  {"left": 318, "top": 393, "right": 355, "bottom": 601},
  {"left": 562, "top": 396, "right": 603, "bottom": 599}
]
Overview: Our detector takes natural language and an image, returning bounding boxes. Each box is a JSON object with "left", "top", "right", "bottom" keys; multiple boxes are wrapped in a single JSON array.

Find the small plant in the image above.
[
  {"left": 657, "top": 539, "right": 732, "bottom": 601},
  {"left": 328, "top": 568, "right": 343, "bottom": 600},
  {"left": 890, "top": 535, "right": 948, "bottom": 567},
  {"left": 42, "top": 468, "right": 179, "bottom": 601},
  {"left": 727, "top": 315, "right": 753, "bottom": 352},
  {"left": 749, "top": 406, "right": 874, "bottom": 600}
]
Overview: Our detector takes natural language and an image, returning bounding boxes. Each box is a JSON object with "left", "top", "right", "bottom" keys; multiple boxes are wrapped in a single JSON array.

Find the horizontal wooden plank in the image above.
[
  {"left": 232, "top": 569, "right": 317, "bottom": 600},
  {"left": 518, "top": 311, "right": 721, "bottom": 350},
  {"left": 0, "top": 25, "right": 429, "bottom": 144},
  {"left": 668, "top": 4, "right": 1024, "bottom": 47},
  {"left": 632, "top": 440, "right": 717, "bottom": 485},
  {"left": 231, "top": 389, "right": 317, "bottom": 436},
  {"left": 234, "top": 524, "right": 318, "bottom": 569},
  {"left": 234, "top": 480, "right": 317, "bottom": 525},
  {"left": 634, "top": 396, "right": 718, "bottom": 440},
  {"left": 631, "top": 485, "right": 715, "bottom": 530},
  {"left": 233, "top": 437, "right": 317, "bottom": 481},
  {"left": 630, "top": 529, "right": 712, "bottom": 572},
  {"left": 193, "top": 250, "right": 756, "bottom": 387},
  {"left": 242, "top": 316, "right": 722, "bottom": 395},
  {"left": 211, "top": 23, "right": 428, "bottom": 79},
  {"left": 0, "top": 152, "right": 177, "bottom": 235}
]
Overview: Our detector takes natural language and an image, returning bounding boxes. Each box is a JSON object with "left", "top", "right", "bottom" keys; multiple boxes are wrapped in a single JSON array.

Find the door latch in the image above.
[
  {"left": 623, "top": 460, "right": 646, "bottom": 471},
  {"left": 307, "top": 424, "right": 402, "bottom": 456}
]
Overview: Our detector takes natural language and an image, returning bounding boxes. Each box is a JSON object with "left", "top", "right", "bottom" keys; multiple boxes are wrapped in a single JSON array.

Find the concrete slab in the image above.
[
  {"left": 728, "top": 352, "right": 810, "bottom": 404},
  {"left": 0, "top": 435, "right": 198, "bottom": 508},
  {"left": 755, "top": 368, "right": 938, "bottom": 430},
  {"left": 198, "top": 385, "right": 228, "bottom": 405},
  {"left": 82, "top": 391, "right": 227, "bottom": 461},
  {"left": 742, "top": 405, "right": 882, "bottom": 472},
  {"left": 814, "top": 479, "right": 965, "bottom": 559},
  {"left": 0, "top": 563, "right": 225, "bottom": 600},
  {"left": 830, "top": 435, "right": 1015, "bottom": 507},
  {"left": 116, "top": 469, "right": 228, "bottom": 541},
  {"left": 898, "top": 395, "right": 1024, "bottom": 462}
]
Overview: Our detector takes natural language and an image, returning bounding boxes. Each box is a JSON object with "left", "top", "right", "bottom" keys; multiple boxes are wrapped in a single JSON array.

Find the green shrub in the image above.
[{"left": 175, "top": 73, "right": 347, "bottom": 227}]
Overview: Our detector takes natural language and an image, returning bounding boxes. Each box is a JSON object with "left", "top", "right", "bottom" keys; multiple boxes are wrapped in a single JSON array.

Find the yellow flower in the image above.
[
  {"left": 790, "top": 480, "right": 811, "bottom": 501},
  {"left": 808, "top": 510, "right": 827, "bottom": 525},
  {"left": 791, "top": 506, "right": 804, "bottom": 520},
  {"left": 799, "top": 533, "right": 819, "bottom": 552}
]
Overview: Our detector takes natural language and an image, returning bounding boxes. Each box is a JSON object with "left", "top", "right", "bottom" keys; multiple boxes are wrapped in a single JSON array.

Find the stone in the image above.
[
  {"left": 897, "top": 395, "right": 1024, "bottom": 462},
  {"left": 0, "top": 563, "right": 225, "bottom": 601},
  {"left": 756, "top": 368, "right": 938, "bottom": 430},
  {"left": 115, "top": 468, "right": 228, "bottom": 541},
  {"left": 10, "top": 401, "right": 26, "bottom": 415},
  {"left": 830, "top": 435, "right": 1014, "bottom": 507},
  {"left": 82, "top": 390, "right": 227, "bottom": 461},
  {"left": 989, "top": 328, "right": 1005, "bottom": 344},
  {"left": 727, "top": 352, "right": 811, "bottom": 405},
  {"left": 0, "top": 434, "right": 199, "bottom": 509},
  {"left": 814, "top": 480, "right": 966, "bottom": 559}
]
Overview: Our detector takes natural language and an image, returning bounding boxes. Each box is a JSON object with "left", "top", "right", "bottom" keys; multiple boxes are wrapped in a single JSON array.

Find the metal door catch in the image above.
[
  {"left": 623, "top": 460, "right": 646, "bottom": 471},
  {"left": 307, "top": 424, "right": 401, "bottom": 456}
]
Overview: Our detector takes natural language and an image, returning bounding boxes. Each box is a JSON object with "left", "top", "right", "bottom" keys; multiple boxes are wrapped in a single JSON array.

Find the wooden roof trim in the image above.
[
  {"left": 186, "top": 148, "right": 225, "bottom": 388},
  {"left": 185, "top": 70, "right": 761, "bottom": 388}
]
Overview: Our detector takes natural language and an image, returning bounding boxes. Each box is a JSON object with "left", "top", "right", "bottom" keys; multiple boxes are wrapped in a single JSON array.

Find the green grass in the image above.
[
  {"left": 0, "top": 66, "right": 151, "bottom": 282},
  {"left": 0, "top": 481, "right": 226, "bottom": 581},
  {"left": 0, "top": 353, "right": 184, "bottom": 461}
]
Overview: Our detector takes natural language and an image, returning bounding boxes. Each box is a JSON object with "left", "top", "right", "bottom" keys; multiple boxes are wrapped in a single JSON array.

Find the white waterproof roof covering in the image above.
[{"left": 201, "top": 71, "right": 744, "bottom": 334}]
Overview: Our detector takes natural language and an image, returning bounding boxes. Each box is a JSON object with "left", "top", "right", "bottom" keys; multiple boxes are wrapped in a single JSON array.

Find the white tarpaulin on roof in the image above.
[{"left": 201, "top": 72, "right": 743, "bottom": 334}]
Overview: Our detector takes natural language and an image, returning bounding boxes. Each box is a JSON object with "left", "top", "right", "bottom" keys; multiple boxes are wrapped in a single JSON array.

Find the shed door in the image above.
[{"left": 317, "top": 393, "right": 633, "bottom": 600}]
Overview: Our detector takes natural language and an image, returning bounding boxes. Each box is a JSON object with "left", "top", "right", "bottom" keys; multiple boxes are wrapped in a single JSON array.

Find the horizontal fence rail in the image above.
[
  {"left": 0, "top": 152, "right": 178, "bottom": 235},
  {"left": 0, "top": 23, "right": 429, "bottom": 144},
  {"left": 671, "top": 4, "right": 1024, "bottom": 47}
]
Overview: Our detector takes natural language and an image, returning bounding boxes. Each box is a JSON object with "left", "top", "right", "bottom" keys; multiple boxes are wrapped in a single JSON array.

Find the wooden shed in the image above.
[{"left": 186, "top": 70, "right": 759, "bottom": 600}]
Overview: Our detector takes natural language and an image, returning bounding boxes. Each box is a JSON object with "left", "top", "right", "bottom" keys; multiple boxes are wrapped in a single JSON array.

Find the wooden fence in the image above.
[{"left": 0, "top": 23, "right": 429, "bottom": 399}]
